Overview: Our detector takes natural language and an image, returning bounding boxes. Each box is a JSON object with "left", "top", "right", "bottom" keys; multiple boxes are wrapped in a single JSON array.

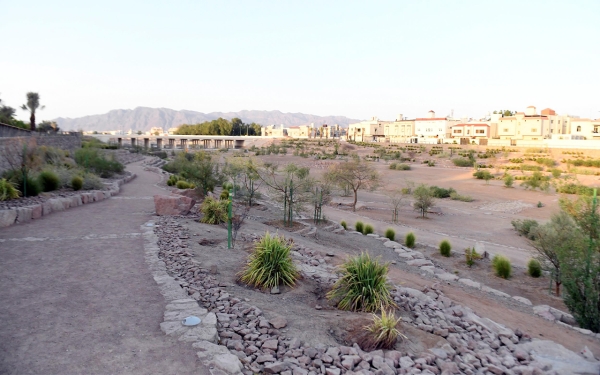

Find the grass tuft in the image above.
[
  {"left": 355, "top": 221, "right": 364, "bottom": 233},
  {"left": 340, "top": 220, "right": 347, "bottom": 230},
  {"left": 200, "top": 197, "right": 228, "bottom": 224},
  {"left": 363, "top": 224, "right": 374, "bottom": 235},
  {"left": 492, "top": 255, "right": 512, "bottom": 279},
  {"left": 405, "top": 232, "right": 415, "bottom": 248},
  {"left": 527, "top": 259, "right": 542, "bottom": 278},
  {"left": 439, "top": 240, "right": 451, "bottom": 257},
  {"left": 361, "top": 307, "right": 406, "bottom": 350},
  {"left": 384, "top": 228, "right": 395, "bottom": 241}
]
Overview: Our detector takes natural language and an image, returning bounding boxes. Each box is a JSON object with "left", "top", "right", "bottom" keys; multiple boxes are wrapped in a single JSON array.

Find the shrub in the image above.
[
  {"left": 528, "top": 259, "right": 542, "bottom": 278},
  {"left": 238, "top": 232, "right": 298, "bottom": 289},
  {"left": 511, "top": 219, "right": 539, "bottom": 240},
  {"left": 384, "top": 228, "right": 395, "bottom": 241},
  {"left": 200, "top": 197, "right": 228, "bottom": 224},
  {"left": 362, "top": 308, "right": 406, "bottom": 350},
  {"left": 5, "top": 171, "right": 41, "bottom": 197},
  {"left": 340, "top": 221, "right": 347, "bottom": 230},
  {"left": 326, "top": 252, "right": 395, "bottom": 312},
  {"left": 405, "top": 232, "right": 415, "bottom": 248},
  {"left": 389, "top": 163, "right": 397, "bottom": 170},
  {"left": 465, "top": 247, "right": 481, "bottom": 267},
  {"left": 81, "top": 173, "right": 104, "bottom": 190},
  {"left": 439, "top": 240, "right": 451, "bottom": 257},
  {"left": 38, "top": 170, "right": 60, "bottom": 192},
  {"left": 176, "top": 180, "right": 191, "bottom": 189},
  {"left": 220, "top": 190, "right": 229, "bottom": 200},
  {"left": 550, "top": 168, "right": 562, "bottom": 178},
  {"left": 396, "top": 164, "right": 410, "bottom": 170},
  {"left": 166, "top": 178, "right": 174, "bottom": 186},
  {"left": 429, "top": 186, "right": 455, "bottom": 198},
  {"left": 71, "top": 176, "right": 83, "bottom": 191},
  {"left": 452, "top": 158, "right": 473, "bottom": 167},
  {"left": 74, "top": 148, "right": 124, "bottom": 178},
  {"left": 503, "top": 173, "right": 514, "bottom": 188},
  {"left": 355, "top": 221, "right": 364, "bottom": 233},
  {"left": 363, "top": 224, "right": 374, "bottom": 235},
  {"left": 449, "top": 191, "right": 473, "bottom": 202},
  {"left": 473, "top": 170, "right": 493, "bottom": 182},
  {"left": 492, "top": 255, "right": 512, "bottom": 279},
  {"left": 0, "top": 178, "right": 20, "bottom": 201}
]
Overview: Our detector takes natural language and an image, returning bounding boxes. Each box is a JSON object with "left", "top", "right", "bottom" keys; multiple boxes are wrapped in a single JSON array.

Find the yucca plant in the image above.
[
  {"left": 439, "top": 240, "right": 451, "bottom": 257},
  {"left": 405, "top": 232, "right": 415, "bottom": 248},
  {"left": 355, "top": 221, "right": 364, "bottom": 233},
  {"left": 465, "top": 247, "right": 481, "bottom": 268},
  {"left": 363, "top": 307, "right": 407, "bottom": 350},
  {"left": 200, "top": 197, "right": 228, "bottom": 224},
  {"left": 239, "top": 232, "right": 298, "bottom": 289},
  {"left": 527, "top": 259, "right": 542, "bottom": 278},
  {"left": 363, "top": 224, "right": 374, "bottom": 235},
  {"left": 384, "top": 228, "right": 395, "bottom": 241},
  {"left": 493, "top": 255, "right": 512, "bottom": 279},
  {"left": 340, "top": 220, "right": 347, "bottom": 230},
  {"left": 327, "top": 252, "right": 395, "bottom": 312},
  {"left": 0, "top": 178, "right": 20, "bottom": 201}
]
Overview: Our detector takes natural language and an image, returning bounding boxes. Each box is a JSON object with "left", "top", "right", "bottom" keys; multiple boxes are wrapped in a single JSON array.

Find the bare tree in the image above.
[{"left": 324, "top": 159, "right": 380, "bottom": 211}]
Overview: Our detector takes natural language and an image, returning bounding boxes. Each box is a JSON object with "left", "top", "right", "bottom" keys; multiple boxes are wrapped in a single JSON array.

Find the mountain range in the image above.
[{"left": 54, "top": 107, "right": 361, "bottom": 133}]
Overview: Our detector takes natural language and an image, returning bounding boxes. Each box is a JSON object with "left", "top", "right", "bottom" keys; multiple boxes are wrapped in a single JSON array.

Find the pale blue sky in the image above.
[{"left": 2, "top": 0, "right": 599, "bottom": 122}]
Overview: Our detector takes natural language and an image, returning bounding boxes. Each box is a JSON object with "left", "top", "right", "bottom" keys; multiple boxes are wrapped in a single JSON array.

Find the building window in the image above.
[
  {"left": 594, "top": 126, "right": 599, "bottom": 134},
  {"left": 531, "top": 128, "right": 537, "bottom": 132},
  {"left": 503, "top": 128, "right": 509, "bottom": 132},
  {"left": 577, "top": 126, "right": 582, "bottom": 132},
  {"left": 476, "top": 129, "right": 485, "bottom": 134},
  {"left": 453, "top": 129, "right": 461, "bottom": 134}
]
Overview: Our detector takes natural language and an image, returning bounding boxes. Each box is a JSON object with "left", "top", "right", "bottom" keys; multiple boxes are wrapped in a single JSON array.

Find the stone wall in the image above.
[
  {"left": 0, "top": 133, "right": 82, "bottom": 174},
  {"left": 0, "top": 123, "right": 31, "bottom": 137}
]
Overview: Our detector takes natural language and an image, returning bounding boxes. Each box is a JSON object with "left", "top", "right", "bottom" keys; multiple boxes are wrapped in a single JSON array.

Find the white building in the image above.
[
  {"left": 348, "top": 117, "right": 389, "bottom": 142},
  {"left": 414, "top": 110, "right": 452, "bottom": 142}
]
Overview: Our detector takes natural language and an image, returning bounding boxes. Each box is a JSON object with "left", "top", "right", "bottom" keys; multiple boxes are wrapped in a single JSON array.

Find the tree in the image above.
[
  {"left": 20, "top": 92, "right": 45, "bottom": 131},
  {"left": 182, "top": 151, "right": 222, "bottom": 196},
  {"left": 387, "top": 184, "right": 412, "bottom": 223},
  {"left": 413, "top": 184, "right": 434, "bottom": 218},
  {"left": 223, "top": 157, "right": 263, "bottom": 206},
  {"left": 530, "top": 211, "right": 583, "bottom": 296},
  {"left": 492, "top": 110, "right": 516, "bottom": 117},
  {"left": 136, "top": 130, "right": 142, "bottom": 135},
  {"left": 557, "top": 194, "right": 600, "bottom": 331},
  {"left": 37, "top": 121, "right": 59, "bottom": 133},
  {"left": 324, "top": 159, "right": 380, "bottom": 211}
]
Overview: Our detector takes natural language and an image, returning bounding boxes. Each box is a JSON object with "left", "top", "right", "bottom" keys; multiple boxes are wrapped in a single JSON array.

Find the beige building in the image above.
[
  {"left": 450, "top": 123, "right": 496, "bottom": 139},
  {"left": 261, "top": 124, "right": 286, "bottom": 137},
  {"left": 570, "top": 118, "right": 600, "bottom": 140},
  {"left": 414, "top": 110, "right": 453, "bottom": 142},
  {"left": 150, "top": 127, "right": 164, "bottom": 135},
  {"left": 383, "top": 114, "right": 415, "bottom": 143},
  {"left": 348, "top": 117, "right": 389, "bottom": 142},
  {"left": 497, "top": 106, "right": 550, "bottom": 140}
]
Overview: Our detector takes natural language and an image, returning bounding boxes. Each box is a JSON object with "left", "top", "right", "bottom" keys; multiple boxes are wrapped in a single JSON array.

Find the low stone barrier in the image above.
[{"left": 0, "top": 173, "right": 136, "bottom": 228}]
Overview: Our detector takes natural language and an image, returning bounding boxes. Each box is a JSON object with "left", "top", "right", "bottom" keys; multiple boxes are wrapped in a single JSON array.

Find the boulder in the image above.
[
  {"left": 269, "top": 316, "right": 288, "bottom": 329},
  {"left": 154, "top": 195, "right": 196, "bottom": 216},
  {"left": 0, "top": 209, "right": 17, "bottom": 227},
  {"left": 28, "top": 204, "right": 42, "bottom": 219},
  {"left": 517, "top": 340, "right": 600, "bottom": 375},
  {"left": 15, "top": 207, "right": 33, "bottom": 223},
  {"left": 512, "top": 296, "right": 532, "bottom": 306},
  {"left": 171, "top": 188, "right": 203, "bottom": 200},
  {"left": 458, "top": 278, "right": 481, "bottom": 289}
]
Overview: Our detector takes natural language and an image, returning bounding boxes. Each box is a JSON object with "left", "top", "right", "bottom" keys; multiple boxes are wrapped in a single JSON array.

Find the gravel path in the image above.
[{"left": 0, "top": 160, "right": 209, "bottom": 375}]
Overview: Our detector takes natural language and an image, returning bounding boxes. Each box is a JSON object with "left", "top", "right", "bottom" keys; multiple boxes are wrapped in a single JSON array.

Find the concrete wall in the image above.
[
  {"left": 0, "top": 123, "right": 31, "bottom": 137},
  {"left": 0, "top": 133, "right": 82, "bottom": 174}
]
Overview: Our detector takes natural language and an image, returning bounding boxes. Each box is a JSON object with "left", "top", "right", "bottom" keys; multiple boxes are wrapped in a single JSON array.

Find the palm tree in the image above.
[{"left": 21, "top": 92, "right": 45, "bottom": 131}]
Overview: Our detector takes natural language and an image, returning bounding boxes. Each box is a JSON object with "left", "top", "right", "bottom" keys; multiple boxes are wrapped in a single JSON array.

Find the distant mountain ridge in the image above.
[{"left": 54, "top": 107, "right": 360, "bottom": 132}]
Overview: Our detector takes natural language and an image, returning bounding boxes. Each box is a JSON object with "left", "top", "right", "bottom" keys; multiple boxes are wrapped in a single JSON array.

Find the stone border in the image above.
[
  {"left": 141, "top": 220, "right": 242, "bottom": 375},
  {"left": 0, "top": 173, "right": 137, "bottom": 228}
]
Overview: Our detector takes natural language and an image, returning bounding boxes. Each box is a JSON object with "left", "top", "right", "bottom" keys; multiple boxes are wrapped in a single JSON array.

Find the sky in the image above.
[{"left": 2, "top": 0, "right": 599, "bottom": 122}]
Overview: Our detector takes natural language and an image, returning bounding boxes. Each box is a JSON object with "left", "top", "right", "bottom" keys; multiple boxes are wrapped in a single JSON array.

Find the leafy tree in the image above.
[
  {"left": 181, "top": 151, "right": 222, "bottom": 195},
  {"left": 21, "top": 92, "right": 45, "bottom": 131},
  {"left": 492, "top": 110, "right": 516, "bottom": 117},
  {"left": 324, "top": 159, "right": 380, "bottom": 211},
  {"left": 223, "top": 157, "right": 263, "bottom": 206},
  {"left": 413, "top": 184, "right": 435, "bottom": 218},
  {"left": 521, "top": 171, "right": 547, "bottom": 190},
  {"left": 37, "top": 121, "right": 59, "bottom": 133},
  {"left": 175, "top": 118, "right": 262, "bottom": 136},
  {"left": 387, "top": 187, "right": 410, "bottom": 223},
  {"left": 0, "top": 97, "right": 27, "bottom": 129}
]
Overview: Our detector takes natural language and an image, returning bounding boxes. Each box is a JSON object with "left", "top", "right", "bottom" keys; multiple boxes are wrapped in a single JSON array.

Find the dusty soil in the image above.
[{"left": 180, "top": 197, "right": 600, "bottom": 359}]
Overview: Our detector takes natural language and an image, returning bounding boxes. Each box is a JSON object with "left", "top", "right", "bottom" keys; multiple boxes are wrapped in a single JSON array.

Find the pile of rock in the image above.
[{"left": 153, "top": 217, "right": 599, "bottom": 375}]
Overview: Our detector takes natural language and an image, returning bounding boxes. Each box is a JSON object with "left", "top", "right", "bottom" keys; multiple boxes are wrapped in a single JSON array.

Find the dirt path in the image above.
[{"left": 0, "top": 160, "right": 209, "bottom": 375}]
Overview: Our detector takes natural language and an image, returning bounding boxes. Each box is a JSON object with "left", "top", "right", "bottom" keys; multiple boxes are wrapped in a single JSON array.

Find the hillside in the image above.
[{"left": 54, "top": 107, "right": 360, "bottom": 132}]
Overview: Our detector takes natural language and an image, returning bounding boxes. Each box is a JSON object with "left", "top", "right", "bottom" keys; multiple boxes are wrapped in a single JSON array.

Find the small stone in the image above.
[
  {"left": 326, "top": 252, "right": 334, "bottom": 257},
  {"left": 271, "top": 286, "right": 281, "bottom": 294},
  {"left": 270, "top": 316, "right": 288, "bottom": 329},
  {"left": 315, "top": 305, "right": 322, "bottom": 310},
  {"left": 262, "top": 339, "right": 279, "bottom": 351}
]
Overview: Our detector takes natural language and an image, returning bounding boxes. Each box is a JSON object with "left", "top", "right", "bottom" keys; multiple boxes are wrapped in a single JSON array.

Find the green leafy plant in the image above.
[
  {"left": 439, "top": 240, "right": 451, "bottom": 257},
  {"left": 200, "top": 197, "right": 228, "bottom": 224},
  {"left": 71, "top": 176, "right": 83, "bottom": 191},
  {"left": 176, "top": 180, "right": 191, "bottom": 189},
  {"left": 362, "top": 307, "right": 406, "bottom": 350},
  {"left": 340, "top": 220, "right": 347, "bottom": 230},
  {"left": 355, "top": 221, "right": 364, "bottom": 233},
  {"left": 0, "top": 178, "right": 20, "bottom": 201},
  {"left": 219, "top": 190, "right": 229, "bottom": 200},
  {"left": 5, "top": 170, "right": 41, "bottom": 197},
  {"left": 363, "top": 224, "right": 374, "bottom": 235},
  {"left": 511, "top": 219, "right": 539, "bottom": 240},
  {"left": 465, "top": 247, "right": 481, "bottom": 267},
  {"left": 405, "top": 232, "right": 415, "bottom": 248},
  {"left": 238, "top": 232, "right": 298, "bottom": 289},
  {"left": 527, "top": 259, "right": 542, "bottom": 278},
  {"left": 452, "top": 158, "right": 473, "bottom": 167},
  {"left": 537, "top": 201, "right": 543, "bottom": 208},
  {"left": 503, "top": 173, "right": 514, "bottom": 188},
  {"left": 449, "top": 191, "right": 473, "bottom": 202},
  {"left": 384, "top": 228, "right": 395, "bottom": 241},
  {"left": 492, "top": 255, "right": 512, "bottom": 279},
  {"left": 38, "top": 170, "right": 60, "bottom": 192},
  {"left": 327, "top": 252, "right": 395, "bottom": 312},
  {"left": 74, "top": 148, "right": 124, "bottom": 178}
]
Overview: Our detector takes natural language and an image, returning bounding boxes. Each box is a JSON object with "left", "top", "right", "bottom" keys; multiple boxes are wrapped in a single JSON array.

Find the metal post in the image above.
[{"left": 22, "top": 144, "right": 27, "bottom": 197}]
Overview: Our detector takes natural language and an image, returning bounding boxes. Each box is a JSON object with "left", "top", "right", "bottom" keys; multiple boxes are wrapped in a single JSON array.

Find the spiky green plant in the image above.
[
  {"left": 363, "top": 307, "right": 407, "bottom": 350},
  {"left": 38, "top": 170, "right": 60, "bottom": 192},
  {"left": 493, "top": 255, "right": 512, "bottom": 279},
  {"left": 239, "top": 232, "right": 298, "bottom": 289},
  {"left": 465, "top": 247, "right": 481, "bottom": 267},
  {"left": 405, "top": 232, "right": 415, "bottom": 248},
  {"left": 340, "top": 220, "right": 347, "bottom": 230},
  {"left": 200, "top": 197, "right": 228, "bottom": 224},
  {"left": 355, "top": 221, "right": 364, "bottom": 233},
  {"left": 384, "top": 228, "right": 395, "bottom": 241},
  {"left": 363, "top": 224, "right": 374, "bottom": 235},
  {"left": 439, "top": 240, "right": 451, "bottom": 257},
  {"left": 327, "top": 252, "right": 395, "bottom": 312},
  {"left": 527, "top": 259, "right": 542, "bottom": 278},
  {"left": 71, "top": 176, "right": 83, "bottom": 191},
  {"left": 0, "top": 179, "right": 20, "bottom": 201}
]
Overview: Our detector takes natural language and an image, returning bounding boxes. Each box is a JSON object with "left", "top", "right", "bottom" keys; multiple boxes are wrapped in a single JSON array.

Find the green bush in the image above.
[
  {"left": 430, "top": 186, "right": 456, "bottom": 198},
  {"left": 405, "top": 232, "right": 415, "bottom": 248},
  {"left": 326, "top": 252, "right": 395, "bottom": 312},
  {"left": 503, "top": 173, "right": 514, "bottom": 188},
  {"left": 492, "top": 255, "right": 512, "bottom": 279},
  {"left": 511, "top": 219, "right": 539, "bottom": 240},
  {"left": 465, "top": 247, "right": 481, "bottom": 267},
  {"left": 238, "top": 232, "right": 298, "bottom": 289},
  {"left": 71, "top": 176, "right": 83, "bottom": 191},
  {"left": 362, "top": 309, "right": 406, "bottom": 350},
  {"left": 527, "top": 259, "right": 542, "bottom": 278},
  {"left": 0, "top": 178, "right": 20, "bottom": 201},
  {"left": 452, "top": 158, "right": 474, "bottom": 167},
  {"left": 38, "top": 170, "right": 60, "bottom": 192},
  {"left": 449, "top": 191, "right": 473, "bottom": 202},
  {"left": 200, "top": 197, "right": 228, "bottom": 224},
  {"left": 473, "top": 170, "right": 493, "bottom": 181},
  {"left": 74, "top": 148, "right": 124, "bottom": 178},
  {"left": 384, "top": 228, "right": 395, "bottom": 241},
  {"left": 363, "top": 224, "right": 374, "bottom": 235},
  {"left": 439, "top": 240, "right": 451, "bottom": 257},
  {"left": 389, "top": 163, "right": 397, "bottom": 170},
  {"left": 220, "top": 189, "right": 230, "bottom": 200},
  {"left": 176, "top": 180, "right": 191, "bottom": 189},
  {"left": 340, "top": 221, "right": 347, "bottom": 230},
  {"left": 355, "top": 221, "right": 364, "bottom": 233},
  {"left": 4, "top": 171, "right": 41, "bottom": 197}
]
